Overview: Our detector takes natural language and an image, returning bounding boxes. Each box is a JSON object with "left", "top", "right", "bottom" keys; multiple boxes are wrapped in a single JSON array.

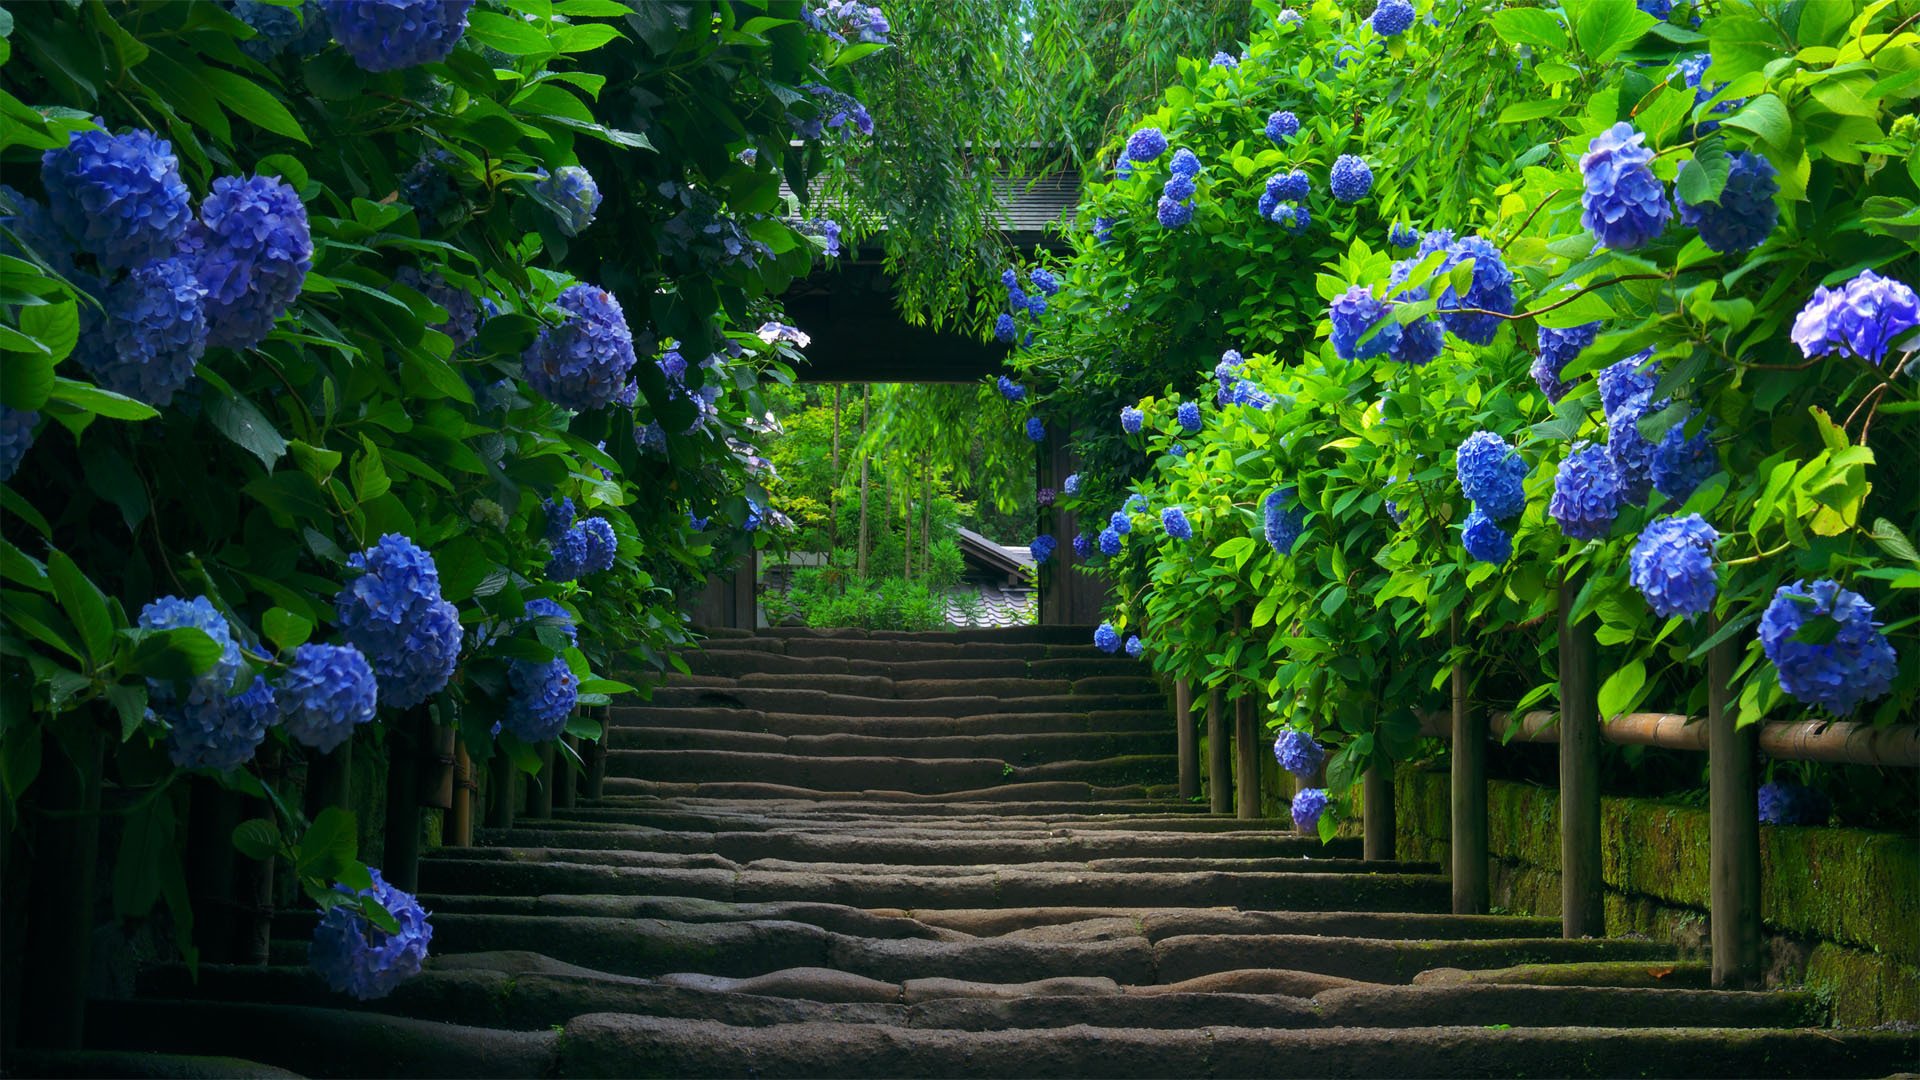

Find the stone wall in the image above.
[{"left": 1394, "top": 764, "right": 1919, "bottom": 1027}]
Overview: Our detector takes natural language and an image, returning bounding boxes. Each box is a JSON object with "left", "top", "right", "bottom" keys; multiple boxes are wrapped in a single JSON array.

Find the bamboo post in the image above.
[
  {"left": 382, "top": 708, "right": 425, "bottom": 892},
  {"left": 423, "top": 720, "right": 456, "bottom": 811},
  {"left": 1708, "top": 617, "right": 1761, "bottom": 987},
  {"left": 1450, "top": 613, "right": 1488, "bottom": 914},
  {"left": 526, "top": 742, "right": 556, "bottom": 819},
  {"left": 444, "top": 740, "right": 474, "bottom": 848},
  {"left": 234, "top": 744, "right": 280, "bottom": 965},
  {"left": 19, "top": 718, "right": 105, "bottom": 1049},
  {"left": 1206, "top": 686, "right": 1231, "bottom": 814},
  {"left": 1363, "top": 765, "right": 1395, "bottom": 861},
  {"left": 556, "top": 735, "right": 580, "bottom": 810},
  {"left": 1234, "top": 692, "right": 1261, "bottom": 820},
  {"left": 487, "top": 752, "right": 517, "bottom": 830},
  {"left": 304, "top": 740, "right": 352, "bottom": 819},
  {"left": 1174, "top": 678, "right": 1198, "bottom": 799},
  {"left": 1558, "top": 571, "right": 1603, "bottom": 938}
]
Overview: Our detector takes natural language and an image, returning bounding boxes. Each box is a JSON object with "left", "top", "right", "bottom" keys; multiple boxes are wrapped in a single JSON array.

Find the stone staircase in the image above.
[{"left": 90, "top": 627, "right": 1917, "bottom": 1077}]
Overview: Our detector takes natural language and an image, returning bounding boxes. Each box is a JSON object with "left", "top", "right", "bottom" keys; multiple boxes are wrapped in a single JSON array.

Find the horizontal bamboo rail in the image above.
[{"left": 1418, "top": 710, "right": 1919, "bottom": 768}]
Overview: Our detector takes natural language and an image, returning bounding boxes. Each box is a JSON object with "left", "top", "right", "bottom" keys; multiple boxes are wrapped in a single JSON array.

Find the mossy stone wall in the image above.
[{"left": 1394, "top": 764, "right": 1919, "bottom": 1027}]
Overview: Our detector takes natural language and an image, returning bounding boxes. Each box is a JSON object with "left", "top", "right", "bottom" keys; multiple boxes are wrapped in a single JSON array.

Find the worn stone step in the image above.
[
  {"left": 682, "top": 652, "right": 1146, "bottom": 682},
  {"left": 637, "top": 686, "right": 1168, "bottom": 717},
  {"left": 417, "top": 859, "right": 1449, "bottom": 911},
  {"left": 475, "top": 826, "right": 1348, "bottom": 864},
  {"left": 603, "top": 748, "right": 1179, "bottom": 791},
  {"left": 660, "top": 673, "right": 1161, "bottom": 701},
  {"left": 1153, "top": 932, "right": 1674, "bottom": 985},
  {"left": 597, "top": 778, "right": 1184, "bottom": 806},
  {"left": 1413, "top": 959, "right": 1716, "bottom": 989},
  {"left": 611, "top": 726, "right": 1174, "bottom": 763},
  {"left": 608, "top": 706, "right": 1174, "bottom": 737}
]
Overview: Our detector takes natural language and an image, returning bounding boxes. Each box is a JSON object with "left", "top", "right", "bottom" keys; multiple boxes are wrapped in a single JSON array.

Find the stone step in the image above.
[
  {"left": 611, "top": 726, "right": 1174, "bottom": 763},
  {"left": 596, "top": 779, "right": 1184, "bottom": 805},
  {"left": 663, "top": 672, "right": 1165, "bottom": 700},
  {"left": 602, "top": 749, "right": 1179, "bottom": 792},
  {"left": 607, "top": 706, "right": 1175, "bottom": 736},
  {"left": 417, "top": 859, "right": 1450, "bottom": 911},
  {"left": 635, "top": 686, "right": 1169, "bottom": 717},
  {"left": 695, "top": 637, "right": 1106, "bottom": 661},
  {"left": 681, "top": 652, "right": 1145, "bottom": 682},
  {"left": 474, "top": 826, "right": 1348, "bottom": 864}
]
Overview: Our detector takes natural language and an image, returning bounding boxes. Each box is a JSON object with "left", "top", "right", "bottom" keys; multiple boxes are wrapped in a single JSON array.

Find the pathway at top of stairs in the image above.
[{"left": 96, "top": 627, "right": 1916, "bottom": 1078}]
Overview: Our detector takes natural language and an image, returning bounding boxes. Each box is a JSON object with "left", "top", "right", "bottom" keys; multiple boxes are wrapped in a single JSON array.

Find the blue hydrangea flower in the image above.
[
  {"left": 1628, "top": 514, "right": 1719, "bottom": 619},
  {"left": 1384, "top": 475, "right": 1407, "bottom": 525},
  {"left": 997, "top": 376, "right": 1026, "bottom": 402},
  {"left": 1109, "top": 510, "right": 1132, "bottom": 536},
  {"left": 1598, "top": 349, "right": 1661, "bottom": 417},
  {"left": 533, "top": 165, "right": 602, "bottom": 237},
  {"left": 1759, "top": 580, "right": 1899, "bottom": 716},
  {"left": 1389, "top": 222, "right": 1420, "bottom": 248},
  {"left": 579, "top": 516, "right": 617, "bottom": 574},
  {"left": 1120, "top": 406, "right": 1144, "bottom": 434},
  {"left": 318, "top": 0, "right": 475, "bottom": 72},
  {"left": 228, "top": 0, "right": 330, "bottom": 60},
  {"left": 1676, "top": 151, "right": 1777, "bottom": 254},
  {"left": 191, "top": 174, "right": 314, "bottom": 350},
  {"left": 1269, "top": 202, "right": 1311, "bottom": 235},
  {"left": 1757, "top": 781, "right": 1830, "bottom": 826},
  {"left": 1029, "top": 268, "right": 1060, "bottom": 296},
  {"left": 1125, "top": 128, "right": 1168, "bottom": 163},
  {"left": 1098, "top": 527, "right": 1122, "bottom": 556},
  {"left": 1386, "top": 259, "right": 1445, "bottom": 367},
  {"left": 1063, "top": 473, "right": 1081, "bottom": 496},
  {"left": 1652, "top": 416, "right": 1717, "bottom": 503},
  {"left": 1549, "top": 442, "right": 1623, "bottom": 541},
  {"left": 1124, "top": 494, "right": 1150, "bottom": 514},
  {"left": 394, "top": 266, "right": 479, "bottom": 349},
  {"left": 1124, "top": 634, "right": 1143, "bottom": 659},
  {"left": 1164, "top": 174, "right": 1197, "bottom": 202},
  {"left": 1170, "top": 443, "right": 1186, "bottom": 457},
  {"left": 309, "top": 867, "right": 433, "bottom": 1000},
  {"left": 1533, "top": 321, "right": 1600, "bottom": 402},
  {"left": 1673, "top": 53, "right": 1745, "bottom": 133},
  {"left": 1176, "top": 401, "right": 1202, "bottom": 433},
  {"left": 1267, "top": 170, "right": 1311, "bottom": 203},
  {"left": 1161, "top": 506, "right": 1192, "bottom": 539},
  {"left": 1371, "top": 0, "right": 1415, "bottom": 36},
  {"left": 40, "top": 127, "right": 192, "bottom": 271},
  {"left": 336, "top": 535, "right": 463, "bottom": 710},
  {"left": 1170, "top": 149, "right": 1201, "bottom": 178},
  {"left": 1329, "top": 155, "right": 1374, "bottom": 203},
  {"left": 1607, "top": 393, "right": 1662, "bottom": 503},
  {"left": 1215, "top": 351, "right": 1245, "bottom": 394},
  {"left": 1274, "top": 730, "right": 1324, "bottom": 777},
  {"left": 1094, "top": 622, "right": 1121, "bottom": 653},
  {"left": 1456, "top": 431, "right": 1527, "bottom": 521},
  {"left": 1266, "top": 110, "right": 1300, "bottom": 143},
  {"left": 1462, "top": 508, "right": 1512, "bottom": 564},
  {"left": 522, "top": 597, "right": 578, "bottom": 646},
  {"left": 1210, "top": 51, "right": 1239, "bottom": 67},
  {"left": 1637, "top": 0, "right": 1672, "bottom": 18},
  {"left": 634, "top": 420, "right": 668, "bottom": 455},
  {"left": 1157, "top": 196, "right": 1192, "bottom": 229},
  {"left": 1263, "top": 488, "right": 1304, "bottom": 554},
  {"left": 0, "top": 406, "right": 36, "bottom": 482},
  {"left": 504, "top": 653, "right": 578, "bottom": 742},
  {"left": 1291, "top": 787, "right": 1329, "bottom": 831},
  {"left": 523, "top": 284, "right": 638, "bottom": 411},
  {"left": 1329, "top": 285, "right": 1400, "bottom": 360},
  {"left": 994, "top": 313, "right": 1017, "bottom": 344},
  {"left": 1030, "top": 534, "right": 1057, "bottom": 563},
  {"left": 1072, "top": 533, "right": 1093, "bottom": 559},
  {"left": 1229, "top": 379, "right": 1275, "bottom": 410},
  {"left": 1580, "top": 123, "right": 1671, "bottom": 251},
  {"left": 1791, "top": 270, "right": 1920, "bottom": 365},
  {"left": 1093, "top": 216, "right": 1115, "bottom": 243},
  {"left": 1024, "top": 416, "right": 1046, "bottom": 442},
  {"left": 398, "top": 150, "right": 464, "bottom": 232},
  {"left": 71, "top": 255, "right": 207, "bottom": 407},
  {"left": 278, "top": 643, "right": 378, "bottom": 753},
  {"left": 543, "top": 497, "right": 576, "bottom": 546},
  {"left": 546, "top": 525, "right": 589, "bottom": 581},
  {"left": 1434, "top": 235, "right": 1515, "bottom": 345},
  {"left": 139, "top": 595, "right": 276, "bottom": 770}
]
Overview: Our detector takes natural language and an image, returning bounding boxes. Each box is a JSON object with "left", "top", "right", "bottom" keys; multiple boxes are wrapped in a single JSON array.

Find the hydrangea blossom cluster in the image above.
[
  {"left": 1598, "top": 350, "right": 1661, "bottom": 416},
  {"left": 1456, "top": 431, "right": 1527, "bottom": 522},
  {"left": 1676, "top": 151, "right": 1778, "bottom": 254},
  {"left": 1265, "top": 110, "right": 1300, "bottom": 144},
  {"left": 1673, "top": 53, "right": 1744, "bottom": 133},
  {"left": 1109, "top": 510, "right": 1132, "bottom": 537},
  {"left": 1228, "top": 379, "right": 1275, "bottom": 410},
  {"left": 336, "top": 535, "right": 463, "bottom": 710},
  {"left": 399, "top": 150, "right": 465, "bottom": 233},
  {"left": 1030, "top": 535, "right": 1057, "bottom": 564},
  {"left": 1270, "top": 202, "right": 1310, "bottom": 235},
  {"left": 998, "top": 376, "right": 1026, "bottom": 402},
  {"left": 318, "top": 0, "right": 473, "bottom": 71},
  {"left": 1094, "top": 622, "right": 1122, "bottom": 654},
  {"left": 1652, "top": 417, "right": 1717, "bottom": 503},
  {"left": 1125, "top": 635, "right": 1144, "bottom": 659},
  {"left": 1124, "top": 127, "right": 1168, "bottom": 163},
  {"left": 1758, "top": 580, "right": 1899, "bottom": 716},
  {"left": 1120, "top": 405, "right": 1144, "bottom": 434},
  {"left": 1214, "top": 350, "right": 1245, "bottom": 398},
  {"left": 1532, "top": 321, "right": 1600, "bottom": 402},
  {"left": 1388, "top": 222, "right": 1420, "bottom": 248},
  {"left": 533, "top": 166, "right": 602, "bottom": 238},
  {"left": 229, "top": 0, "right": 331, "bottom": 60},
  {"left": 1371, "top": 0, "right": 1415, "bottom": 36},
  {"left": 1063, "top": 473, "right": 1081, "bottom": 496},
  {"left": 1161, "top": 506, "right": 1192, "bottom": 539},
  {"left": 308, "top": 868, "right": 433, "bottom": 1001},
  {"left": 1274, "top": 730, "right": 1324, "bottom": 778},
  {"left": 1093, "top": 216, "right": 1115, "bottom": 243},
  {"left": 394, "top": 266, "right": 479, "bottom": 349},
  {"left": 1431, "top": 234, "right": 1515, "bottom": 345},
  {"left": 1157, "top": 147, "right": 1200, "bottom": 229},
  {"left": 1580, "top": 123, "right": 1671, "bottom": 250},
  {"left": 190, "top": 173, "right": 313, "bottom": 350},
  {"left": 1176, "top": 401, "right": 1202, "bottom": 434},
  {"left": 1263, "top": 488, "right": 1304, "bottom": 555},
  {"left": 579, "top": 516, "right": 618, "bottom": 574},
  {"left": 1329, "top": 285, "right": 1399, "bottom": 361},
  {"left": 804, "top": 0, "right": 890, "bottom": 44},
  {"left": 1291, "top": 787, "right": 1329, "bottom": 832},
  {"left": 1036, "top": 487, "right": 1055, "bottom": 508},
  {"left": 1098, "top": 527, "right": 1123, "bottom": 556},
  {"left": 1328, "top": 155, "right": 1373, "bottom": 203},
  {"left": 139, "top": 595, "right": 277, "bottom": 770},
  {"left": 1790, "top": 270, "right": 1920, "bottom": 365},
  {"left": 1258, "top": 170, "right": 1310, "bottom": 229},
  {"left": 0, "top": 406, "right": 36, "bottom": 482},
  {"left": 1606, "top": 393, "right": 1662, "bottom": 504},
  {"left": 277, "top": 643, "right": 378, "bottom": 753},
  {"left": 1628, "top": 514, "right": 1718, "bottom": 619},
  {"left": 994, "top": 313, "right": 1018, "bottom": 343},
  {"left": 1025, "top": 416, "right": 1046, "bottom": 442},
  {"left": 1757, "top": 781, "right": 1830, "bottom": 826},
  {"left": 793, "top": 84, "right": 874, "bottom": 140},
  {"left": 1123, "top": 494, "right": 1149, "bottom": 514},
  {"left": 40, "top": 128, "right": 193, "bottom": 271},
  {"left": 73, "top": 255, "right": 207, "bottom": 407},
  {"left": 504, "top": 611, "right": 580, "bottom": 744},
  {"left": 1385, "top": 259, "right": 1444, "bottom": 366},
  {"left": 1072, "top": 533, "right": 1093, "bottom": 559},
  {"left": 523, "top": 285, "right": 638, "bottom": 411},
  {"left": 1462, "top": 509, "right": 1512, "bottom": 564},
  {"left": 1549, "top": 442, "right": 1623, "bottom": 541},
  {"left": 1210, "top": 51, "right": 1239, "bottom": 67},
  {"left": 1383, "top": 475, "right": 1407, "bottom": 526}
]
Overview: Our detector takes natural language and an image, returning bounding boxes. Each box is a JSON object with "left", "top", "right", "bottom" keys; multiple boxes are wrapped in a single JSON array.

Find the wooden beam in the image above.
[
  {"left": 1559, "top": 571, "right": 1603, "bottom": 938},
  {"left": 1235, "top": 692, "right": 1261, "bottom": 820},
  {"left": 1175, "top": 678, "right": 1198, "bottom": 799},
  {"left": 1417, "top": 709, "right": 1919, "bottom": 767},
  {"left": 1363, "top": 765, "right": 1395, "bottom": 861},
  {"left": 1207, "top": 686, "right": 1231, "bottom": 815},
  {"left": 1450, "top": 614, "right": 1489, "bottom": 915},
  {"left": 1709, "top": 617, "right": 1762, "bottom": 988}
]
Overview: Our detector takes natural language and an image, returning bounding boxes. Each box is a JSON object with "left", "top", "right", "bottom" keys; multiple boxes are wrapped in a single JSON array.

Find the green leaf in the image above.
[
  {"left": 1571, "top": 0, "right": 1654, "bottom": 64},
  {"left": 199, "top": 68, "right": 309, "bottom": 144},
  {"left": 46, "top": 377, "right": 160, "bottom": 421},
  {"left": 466, "top": 10, "right": 552, "bottom": 55},
  {"left": 1872, "top": 518, "right": 1920, "bottom": 566},
  {"left": 1722, "top": 93, "right": 1791, "bottom": 147},
  {"left": 1491, "top": 7, "right": 1568, "bottom": 51},
  {"left": 0, "top": 346, "right": 54, "bottom": 411},
  {"left": 1496, "top": 99, "right": 1565, "bottom": 124},
  {"left": 295, "top": 806, "right": 357, "bottom": 880},
  {"left": 207, "top": 392, "right": 289, "bottom": 469},
  {"left": 1596, "top": 658, "right": 1647, "bottom": 719},
  {"left": 122, "top": 627, "right": 223, "bottom": 681},
  {"left": 1676, "top": 138, "right": 1731, "bottom": 204},
  {"left": 105, "top": 682, "right": 148, "bottom": 739},
  {"left": 232, "top": 818, "right": 282, "bottom": 861},
  {"left": 262, "top": 607, "right": 314, "bottom": 652},
  {"left": 47, "top": 549, "right": 113, "bottom": 665},
  {"left": 20, "top": 295, "right": 79, "bottom": 363}
]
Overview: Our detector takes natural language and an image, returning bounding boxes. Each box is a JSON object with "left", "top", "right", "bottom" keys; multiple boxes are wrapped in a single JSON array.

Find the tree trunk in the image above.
[
  {"left": 830, "top": 385, "right": 842, "bottom": 552},
  {"left": 921, "top": 467, "right": 931, "bottom": 576},
  {"left": 903, "top": 471, "right": 913, "bottom": 583},
  {"left": 857, "top": 386, "right": 871, "bottom": 579}
]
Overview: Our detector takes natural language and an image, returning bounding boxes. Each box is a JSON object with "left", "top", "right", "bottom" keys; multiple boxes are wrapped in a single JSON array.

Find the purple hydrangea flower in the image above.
[
  {"left": 1329, "top": 155, "right": 1374, "bottom": 203},
  {"left": 191, "top": 174, "right": 314, "bottom": 350},
  {"left": 542, "top": 497, "right": 576, "bottom": 546},
  {"left": 1263, "top": 488, "right": 1304, "bottom": 554},
  {"left": 1094, "top": 622, "right": 1122, "bottom": 653},
  {"left": 1125, "top": 634, "right": 1143, "bottom": 659},
  {"left": 533, "top": 165, "right": 602, "bottom": 237},
  {"left": 1533, "top": 321, "right": 1601, "bottom": 402},
  {"left": 504, "top": 653, "right": 578, "bottom": 742},
  {"left": 309, "top": 867, "right": 433, "bottom": 1000},
  {"left": 1157, "top": 196, "right": 1192, "bottom": 229},
  {"left": 1628, "top": 514, "right": 1719, "bottom": 619},
  {"left": 336, "top": 535, "right": 463, "bottom": 710},
  {"left": 73, "top": 255, "right": 207, "bottom": 407},
  {"left": 523, "top": 284, "right": 638, "bottom": 411},
  {"left": 1063, "top": 473, "right": 1081, "bottom": 496},
  {"left": 319, "top": 0, "right": 474, "bottom": 72},
  {"left": 1791, "top": 270, "right": 1920, "bottom": 365},
  {"left": 1274, "top": 729, "right": 1324, "bottom": 777},
  {"left": 1329, "top": 285, "right": 1400, "bottom": 361},
  {"left": 1120, "top": 406, "right": 1144, "bottom": 434},
  {"left": 634, "top": 420, "right": 668, "bottom": 455},
  {"left": 1456, "top": 431, "right": 1527, "bottom": 521},
  {"left": 1030, "top": 534, "right": 1057, "bottom": 563},
  {"left": 40, "top": 127, "right": 192, "bottom": 271},
  {"left": 1161, "top": 506, "right": 1192, "bottom": 539},
  {"left": 1266, "top": 110, "right": 1300, "bottom": 143},
  {"left": 1072, "top": 533, "right": 1093, "bottom": 559},
  {"left": 579, "top": 516, "right": 617, "bottom": 574},
  {"left": 277, "top": 643, "right": 378, "bottom": 753},
  {"left": 1652, "top": 416, "right": 1717, "bottom": 503},
  {"left": 1434, "top": 235, "right": 1515, "bottom": 346},
  {"left": 0, "top": 406, "right": 36, "bottom": 482},
  {"left": 1371, "top": 0, "right": 1415, "bottom": 36},
  {"left": 1025, "top": 416, "right": 1046, "bottom": 442},
  {"left": 1098, "top": 527, "right": 1122, "bottom": 556},
  {"left": 1389, "top": 222, "right": 1420, "bottom": 248},
  {"left": 1676, "top": 151, "right": 1777, "bottom": 254},
  {"left": 1759, "top": 580, "right": 1899, "bottom": 716},
  {"left": 1125, "top": 127, "right": 1168, "bottom": 163},
  {"left": 1462, "top": 508, "right": 1512, "bottom": 564},
  {"left": 1291, "top": 787, "right": 1329, "bottom": 831},
  {"left": 394, "top": 266, "right": 479, "bottom": 349},
  {"left": 1580, "top": 123, "right": 1671, "bottom": 250},
  {"left": 1549, "top": 442, "right": 1623, "bottom": 541},
  {"left": 1036, "top": 487, "right": 1055, "bottom": 508},
  {"left": 1758, "top": 781, "right": 1830, "bottom": 826},
  {"left": 1176, "top": 401, "right": 1202, "bottom": 433}
]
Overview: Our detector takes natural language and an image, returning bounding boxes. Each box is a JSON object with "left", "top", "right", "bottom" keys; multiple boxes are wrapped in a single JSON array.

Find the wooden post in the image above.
[
  {"left": 1450, "top": 613, "right": 1488, "bottom": 914},
  {"left": 556, "top": 735, "right": 580, "bottom": 811},
  {"left": 1558, "top": 571, "right": 1603, "bottom": 938},
  {"left": 19, "top": 718, "right": 105, "bottom": 1049},
  {"left": 583, "top": 706, "right": 609, "bottom": 799},
  {"left": 1206, "top": 687, "right": 1231, "bottom": 814},
  {"left": 234, "top": 744, "right": 280, "bottom": 965},
  {"left": 382, "top": 708, "right": 425, "bottom": 892},
  {"left": 1234, "top": 692, "right": 1261, "bottom": 820},
  {"left": 1708, "top": 617, "right": 1761, "bottom": 987},
  {"left": 487, "top": 752, "right": 517, "bottom": 830},
  {"left": 304, "top": 740, "right": 352, "bottom": 819},
  {"left": 526, "top": 742, "right": 556, "bottom": 819},
  {"left": 185, "top": 777, "right": 240, "bottom": 965},
  {"left": 1363, "top": 765, "right": 1395, "bottom": 861},
  {"left": 444, "top": 741, "right": 474, "bottom": 848},
  {"left": 1174, "top": 678, "right": 1198, "bottom": 799},
  {"left": 423, "top": 720, "right": 456, "bottom": 811}
]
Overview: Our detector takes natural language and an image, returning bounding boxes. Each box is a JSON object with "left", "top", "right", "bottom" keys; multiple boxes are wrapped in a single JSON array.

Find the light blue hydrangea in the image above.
[
  {"left": 1790, "top": 270, "right": 1920, "bottom": 365},
  {"left": 309, "top": 867, "right": 433, "bottom": 1000},
  {"left": 1456, "top": 431, "right": 1527, "bottom": 521},
  {"left": 1758, "top": 580, "right": 1898, "bottom": 716},
  {"left": 336, "top": 535, "right": 463, "bottom": 710},
  {"left": 1371, "top": 0, "right": 1415, "bottom": 36},
  {"left": 40, "top": 127, "right": 192, "bottom": 271},
  {"left": 318, "top": 0, "right": 475, "bottom": 72},
  {"left": 522, "top": 284, "right": 638, "bottom": 411},
  {"left": 1628, "top": 514, "right": 1718, "bottom": 619},
  {"left": 1580, "top": 123, "right": 1671, "bottom": 251},
  {"left": 1161, "top": 506, "right": 1192, "bottom": 539},
  {"left": 1063, "top": 473, "right": 1081, "bottom": 496},
  {"left": 1548, "top": 442, "right": 1623, "bottom": 541},
  {"left": 1269, "top": 201, "right": 1311, "bottom": 235},
  {"left": 1094, "top": 622, "right": 1122, "bottom": 653},
  {"left": 189, "top": 174, "right": 313, "bottom": 350},
  {"left": 1329, "top": 155, "right": 1374, "bottom": 203},
  {"left": 1462, "top": 508, "right": 1512, "bottom": 564},
  {"left": 533, "top": 165, "right": 602, "bottom": 237},
  {"left": 1109, "top": 510, "right": 1132, "bottom": 536},
  {"left": 1274, "top": 729, "right": 1324, "bottom": 777},
  {"left": 1210, "top": 51, "right": 1239, "bottom": 67},
  {"left": 1434, "top": 234, "right": 1515, "bottom": 345},
  {"left": 1291, "top": 787, "right": 1329, "bottom": 831},
  {"left": 1265, "top": 110, "right": 1299, "bottom": 144},
  {"left": 277, "top": 643, "right": 378, "bottom": 753},
  {"left": 1676, "top": 151, "right": 1777, "bottom": 254},
  {"left": 1389, "top": 222, "right": 1420, "bottom": 248},
  {"left": 1120, "top": 406, "right": 1143, "bottom": 434},
  {"left": 1125, "top": 635, "right": 1144, "bottom": 659},
  {"left": 1176, "top": 401, "right": 1202, "bottom": 433}
]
